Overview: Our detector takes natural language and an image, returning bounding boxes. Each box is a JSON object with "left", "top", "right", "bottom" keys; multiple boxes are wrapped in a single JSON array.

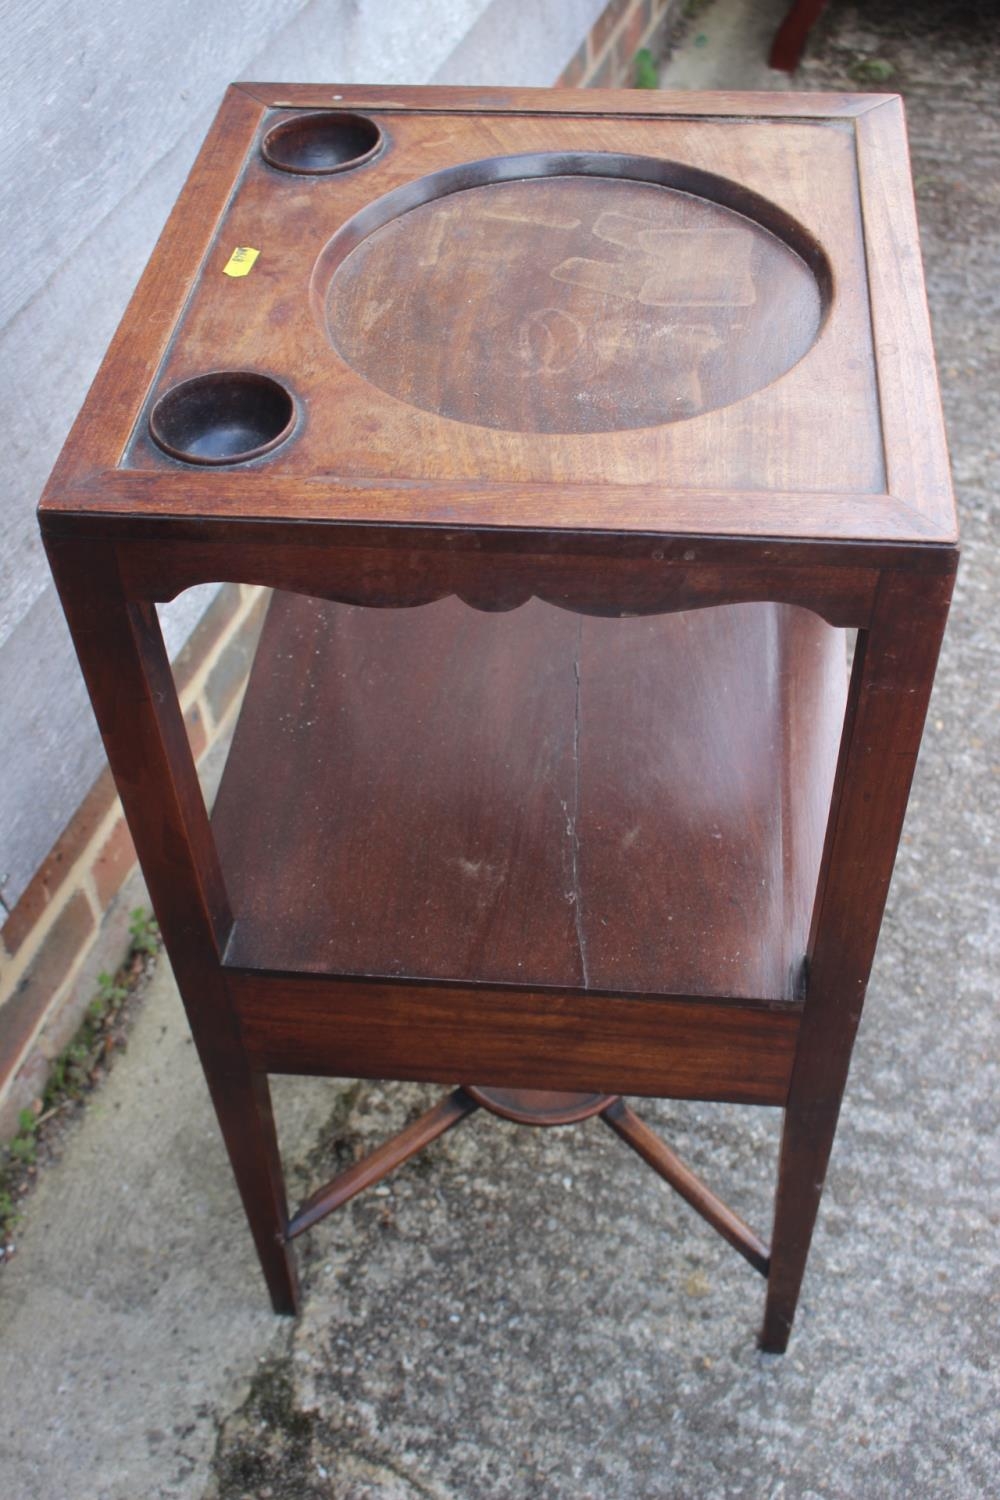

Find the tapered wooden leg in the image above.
[
  {"left": 762, "top": 570, "right": 955, "bottom": 1351},
  {"left": 760, "top": 1097, "right": 840, "bottom": 1351},
  {"left": 201, "top": 1062, "right": 300, "bottom": 1314},
  {"left": 44, "top": 540, "right": 300, "bottom": 1311}
]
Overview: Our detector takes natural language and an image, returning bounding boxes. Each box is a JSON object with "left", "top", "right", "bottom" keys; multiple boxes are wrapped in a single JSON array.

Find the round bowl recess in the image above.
[
  {"left": 313, "top": 153, "right": 831, "bottom": 435},
  {"left": 149, "top": 371, "right": 296, "bottom": 465},
  {"left": 262, "top": 111, "right": 383, "bottom": 175}
]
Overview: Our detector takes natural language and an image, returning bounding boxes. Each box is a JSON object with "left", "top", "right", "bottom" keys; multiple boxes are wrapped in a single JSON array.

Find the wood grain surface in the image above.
[
  {"left": 39, "top": 85, "right": 955, "bottom": 550},
  {"left": 230, "top": 969, "right": 800, "bottom": 1106},
  {"left": 324, "top": 171, "right": 823, "bottom": 433},
  {"left": 122, "top": 109, "right": 877, "bottom": 501},
  {"left": 213, "top": 591, "right": 845, "bottom": 1000}
]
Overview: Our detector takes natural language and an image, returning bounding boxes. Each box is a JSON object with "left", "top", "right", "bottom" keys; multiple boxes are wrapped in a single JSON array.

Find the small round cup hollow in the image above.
[
  {"left": 149, "top": 372, "right": 296, "bottom": 465},
  {"left": 262, "top": 111, "right": 383, "bottom": 175}
]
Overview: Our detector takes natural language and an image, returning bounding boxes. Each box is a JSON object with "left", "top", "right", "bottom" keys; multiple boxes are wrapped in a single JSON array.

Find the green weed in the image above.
[
  {"left": 2, "top": 907, "right": 161, "bottom": 1255},
  {"left": 128, "top": 907, "right": 160, "bottom": 956},
  {"left": 849, "top": 57, "right": 895, "bottom": 83},
  {"left": 633, "top": 48, "right": 659, "bottom": 88}
]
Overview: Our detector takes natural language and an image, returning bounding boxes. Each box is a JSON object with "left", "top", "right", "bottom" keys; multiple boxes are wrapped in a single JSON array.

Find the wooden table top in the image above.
[{"left": 40, "top": 84, "right": 954, "bottom": 554}]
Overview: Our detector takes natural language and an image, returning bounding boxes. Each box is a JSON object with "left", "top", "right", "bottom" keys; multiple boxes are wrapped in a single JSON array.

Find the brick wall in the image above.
[
  {"left": 0, "top": 585, "right": 266, "bottom": 1139},
  {"left": 0, "top": 0, "right": 680, "bottom": 1140},
  {"left": 559, "top": 0, "right": 677, "bottom": 87}
]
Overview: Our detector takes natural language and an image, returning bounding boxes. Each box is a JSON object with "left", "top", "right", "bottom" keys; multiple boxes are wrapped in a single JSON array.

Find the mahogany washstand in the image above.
[{"left": 39, "top": 84, "right": 957, "bottom": 1351}]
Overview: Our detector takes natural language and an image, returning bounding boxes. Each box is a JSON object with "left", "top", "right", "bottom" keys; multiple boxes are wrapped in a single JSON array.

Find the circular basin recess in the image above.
[
  {"left": 262, "top": 111, "right": 383, "bottom": 174},
  {"left": 315, "top": 154, "right": 830, "bottom": 434},
  {"left": 149, "top": 371, "right": 296, "bottom": 465}
]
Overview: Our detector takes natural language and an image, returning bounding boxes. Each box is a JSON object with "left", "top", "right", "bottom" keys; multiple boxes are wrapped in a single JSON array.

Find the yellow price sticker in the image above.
[{"left": 223, "top": 246, "right": 260, "bottom": 278}]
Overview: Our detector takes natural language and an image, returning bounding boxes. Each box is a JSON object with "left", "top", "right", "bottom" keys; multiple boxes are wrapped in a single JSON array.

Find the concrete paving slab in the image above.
[
  {"left": 0, "top": 961, "right": 339, "bottom": 1499},
  {"left": 659, "top": 0, "right": 796, "bottom": 91}
]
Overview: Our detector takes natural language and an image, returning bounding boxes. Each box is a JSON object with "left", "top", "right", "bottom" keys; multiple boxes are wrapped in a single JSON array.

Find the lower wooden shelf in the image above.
[{"left": 212, "top": 591, "right": 846, "bottom": 1008}]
